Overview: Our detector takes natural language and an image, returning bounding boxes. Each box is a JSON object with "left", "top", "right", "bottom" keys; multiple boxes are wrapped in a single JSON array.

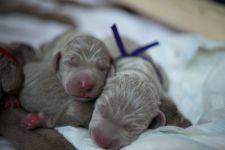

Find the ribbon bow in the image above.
[{"left": 111, "top": 24, "right": 159, "bottom": 60}]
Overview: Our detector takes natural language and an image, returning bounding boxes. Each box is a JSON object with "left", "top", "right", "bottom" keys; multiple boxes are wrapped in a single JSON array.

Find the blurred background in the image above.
[{"left": 0, "top": 0, "right": 225, "bottom": 47}]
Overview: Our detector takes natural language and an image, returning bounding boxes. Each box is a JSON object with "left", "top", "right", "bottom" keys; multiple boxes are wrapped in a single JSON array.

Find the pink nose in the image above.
[
  {"left": 92, "top": 128, "right": 113, "bottom": 148},
  {"left": 79, "top": 80, "right": 95, "bottom": 92}
]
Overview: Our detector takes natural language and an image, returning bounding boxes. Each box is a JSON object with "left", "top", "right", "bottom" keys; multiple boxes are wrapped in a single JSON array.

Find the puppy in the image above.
[
  {"left": 0, "top": 42, "right": 38, "bottom": 108},
  {"left": 89, "top": 56, "right": 165, "bottom": 150},
  {"left": 19, "top": 33, "right": 114, "bottom": 129},
  {"left": 89, "top": 37, "right": 191, "bottom": 149},
  {"left": 39, "top": 29, "right": 113, "bottom": 102}
]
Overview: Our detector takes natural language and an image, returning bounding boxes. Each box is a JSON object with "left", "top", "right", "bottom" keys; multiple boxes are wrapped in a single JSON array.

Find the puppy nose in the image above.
[
  {"left": 79, "top": 80, "right": 95, "bottom": 91},
  {"left": 92, "top": 128, "right": 113, "bottom": 148}
]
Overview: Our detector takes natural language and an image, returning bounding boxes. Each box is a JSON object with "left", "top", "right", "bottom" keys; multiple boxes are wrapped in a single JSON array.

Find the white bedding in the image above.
[{"left": 0, "top": 1, "right": 225, "bottom": 150}]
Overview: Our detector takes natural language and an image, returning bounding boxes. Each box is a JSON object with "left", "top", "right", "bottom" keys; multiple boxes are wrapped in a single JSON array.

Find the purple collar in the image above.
[
  {"left": 111, "top": 24, "right": 159, "bottom": 60},
  {"left": 111, "top": 24, "right": 163, "bottom": 85}
]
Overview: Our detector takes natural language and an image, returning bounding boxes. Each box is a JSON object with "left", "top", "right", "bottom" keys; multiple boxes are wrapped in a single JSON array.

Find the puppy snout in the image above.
[
  {"left": 79, "top": 78, "right": 95, "bottom": 92},
  {"left": 66, "top": 72, "right": 96, "bottom": 96},
  {"left": 92, "top": 128, "right": 115, "bottom": 148}
]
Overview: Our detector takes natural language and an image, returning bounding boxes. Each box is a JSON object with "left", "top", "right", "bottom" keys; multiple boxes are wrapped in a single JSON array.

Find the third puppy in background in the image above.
[
  {"left": 89, "top": 37, "right": 191, "bottom": 150},
  {"left": 0, "top": 42, "right": 38, "bottom": 109}
]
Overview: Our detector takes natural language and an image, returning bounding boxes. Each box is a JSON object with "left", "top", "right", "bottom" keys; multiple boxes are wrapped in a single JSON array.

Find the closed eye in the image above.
[{"left": 63, "top": 57, "right": 80, "bottom": 67}]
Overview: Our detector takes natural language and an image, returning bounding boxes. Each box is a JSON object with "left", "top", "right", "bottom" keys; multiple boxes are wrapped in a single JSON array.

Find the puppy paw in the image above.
[{"left": 21, "top": 113, "right": 46, "bottom": 129}]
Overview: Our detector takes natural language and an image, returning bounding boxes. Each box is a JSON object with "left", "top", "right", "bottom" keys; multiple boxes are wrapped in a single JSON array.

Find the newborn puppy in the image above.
[
  {"left": 89, "top": 57, "right": 166, "bottom": 150},
  {"left": 0, "top": 42, "right": 38, "bottom": 108},
  {"left": 20, "top": 34, "right": 113, "bottom": 129},
  {"left": 40, "top": 30, "right": 113, "bottom": 102},
  {"left": 89, "top": 37, "right": 191, "bottom": 149},
  {"left": 0, "top": 47, "right": 22, "bottom": 101},
  {"left": 20, "top": 62, "right": 94, "bottom": 129}
]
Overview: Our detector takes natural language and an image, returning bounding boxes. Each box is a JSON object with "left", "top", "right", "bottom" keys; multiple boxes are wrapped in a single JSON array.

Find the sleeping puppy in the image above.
[
  {"left": 89, "top": 56, "right": 165, "bottom": 150},
  {"left": 0, "top": 45, "right": 23, "bottom": 109},
  {"left": 39, "top": 29, "right": 113, "bottom": 102},
  {"left": 0, "top": 42, "right": 38, "bottom": 109},
  {"left": 89, "top": 37, "right": 191, "bottom": 150},
  {"left": 19, "top": 33, "right": 114, "bottom": 129}
]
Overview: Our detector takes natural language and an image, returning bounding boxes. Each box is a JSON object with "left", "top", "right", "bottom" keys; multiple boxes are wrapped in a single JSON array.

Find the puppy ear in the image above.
[
  {"left": 148, "top": 110, "right": 166, "bottom": 129},
  {"left": 52, "top": 52, "right": 61, "bottom": 72}
]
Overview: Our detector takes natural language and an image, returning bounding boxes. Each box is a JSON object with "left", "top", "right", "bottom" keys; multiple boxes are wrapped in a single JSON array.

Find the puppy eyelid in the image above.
[{"left": 64, "top": 57, "right": 80, "bottom": 66}]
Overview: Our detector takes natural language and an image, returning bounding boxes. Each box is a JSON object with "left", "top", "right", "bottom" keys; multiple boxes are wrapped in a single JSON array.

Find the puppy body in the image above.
[
  {"left": 20, "top": 62, "right": 70, "bottom": 114},
  {"left": 19, "top": 32, "right": 113, "bottom": 129},
  {"left": 0, "top": 42, "right": 38, "bottom": 106},
  {"left": 90, "top": 36, "right": 191, "bottom": 149},
  {"left": 20, "top": 62, "right": 94, "bottom": 128},
  {"left": 0, "top": 53, "right": 22, "bottom": 98},
  {"left": 89, "top": 57, "right": 165, "bottom": 149},
  {"left": 40, "top": 30, "right": 113, "bottom": 102}
]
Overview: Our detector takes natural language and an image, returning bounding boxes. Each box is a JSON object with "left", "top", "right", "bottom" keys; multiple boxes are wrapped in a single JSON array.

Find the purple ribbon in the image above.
[
  {"left": 111, "top": 24, "right": 159, "bottom": 60},
  {"left": 111, "top": 24, "right": 163, "bottom": 85}
]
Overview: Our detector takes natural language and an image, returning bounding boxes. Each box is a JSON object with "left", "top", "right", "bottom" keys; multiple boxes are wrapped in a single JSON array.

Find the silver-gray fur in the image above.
[
  {"left": 0, "top": 42, "right": 38, "bottom": 102},
  {"left": 40, "top": 30, "right": 113, "bottom": 102},
  {"left": 19, "top": 32, "right": 113, "bottom": 129},
  {"left": 0, "top": 54, "right": 22, "bottom": 97},
  {"left": 89, "top": 57, "right": 164, "bottom": 150},
  {"left": 20, "top": 62, "right": 94, "bottom": 128},
  {"left": 89, "top": 36, "right": 191, "bottom": 150},
  {"left": 39, "top": 29, "right": 86, "bottom": 60}
]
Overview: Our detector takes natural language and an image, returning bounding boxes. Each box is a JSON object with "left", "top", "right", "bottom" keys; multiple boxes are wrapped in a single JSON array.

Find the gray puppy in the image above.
[
  {"left": 19, "top": 33, "right": 113, "bottom": 129},
  {"left": 0, "top": 46, "right": 22, "bottom": 101},
  {"left": 89, "top": 57, "right": 165, "bottom": 150},
  {"left": 0, "top": 42, "right": 38, "bottom": 108},
  {"left": 39, "top": 30, "right": 113, "bottom": 102},
  {"left": 20, "top": 62, "right": 94, "bottom": 129},
  {"left": 89, "top": 37, "right": 191, "bottom": 150}
]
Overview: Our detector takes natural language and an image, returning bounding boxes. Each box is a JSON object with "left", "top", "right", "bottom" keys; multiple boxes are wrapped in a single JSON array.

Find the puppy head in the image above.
[
  {"left": 52, "top": 35, "right": 113, "bottom": 102},
  {"left": 89, "top": 75, "right": 165, "bottom": 149}
]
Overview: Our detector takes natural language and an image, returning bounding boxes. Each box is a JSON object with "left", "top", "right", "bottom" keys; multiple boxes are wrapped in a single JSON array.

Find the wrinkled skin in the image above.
[
  {"left": 53, "top": 35, "right": 113, "bottom": 102},
  {"left": 89, "top": 36, "right": 191, "bottom": 149},
  {"left": 89, "top": 56, "right": 191, "bottom": 150},
  {"left": 19, "top": 34, "right": 114, "bottom": 129},
  {"left": 89, "top": 58, "right": 165, "bottom": 150}
]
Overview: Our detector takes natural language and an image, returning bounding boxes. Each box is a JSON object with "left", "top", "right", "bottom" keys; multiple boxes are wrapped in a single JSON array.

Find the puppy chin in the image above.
[{"left": 72, "top": 96, "right": 94, "bottom": 102}]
